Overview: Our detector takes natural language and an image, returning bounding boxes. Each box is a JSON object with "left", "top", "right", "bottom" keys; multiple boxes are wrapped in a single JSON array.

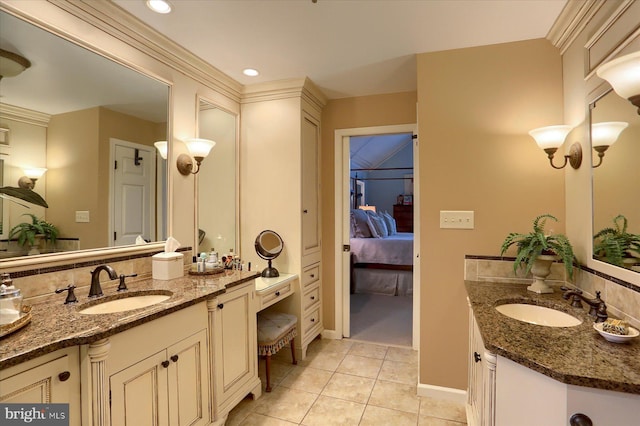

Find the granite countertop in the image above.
[
  {"left": 0, "top": 270, "right": 260, "bottom": 369},
  {"left": 466, "top": 280, "right": 640, "bottom": 395}
]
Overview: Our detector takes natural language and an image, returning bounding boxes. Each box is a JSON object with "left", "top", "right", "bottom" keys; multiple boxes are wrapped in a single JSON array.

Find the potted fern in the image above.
[
  {"left": 593, "top": 214, "right": 640, "bottom": 268},
  {"left": 9, "top": 213, "right": 59, "bottom": 255},
  {"left": 500, "top": 214, "right": 575, "bottom": 294}
]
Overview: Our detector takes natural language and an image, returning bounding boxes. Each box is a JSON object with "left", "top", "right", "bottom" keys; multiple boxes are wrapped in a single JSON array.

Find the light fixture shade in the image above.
[
  {"left": 154, "top": 141, "right": 168, "bottom": 159},
  {"left": 185, "top": 138, "right": 216, "bottom": 159},
  {"left": 23, "top": 167, "right": 47, "bottom": 179},
  {"left": 0, "top": 48, "right": 31, "bottom": 78},
  {"left": 596, "top": 51, "right": 640, "bottom": 100},
  {"left": 591, "top": 122, "right": 628, "bottom": 148},
  {"left": 528, "top": 125, "right": 572, "bottom": 150}
]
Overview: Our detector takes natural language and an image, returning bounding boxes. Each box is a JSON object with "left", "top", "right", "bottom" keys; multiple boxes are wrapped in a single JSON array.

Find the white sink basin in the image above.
[
  {"left": 78, "top": 294, "right": 171, "bottom": 315},
  {"left": 495, "top": 303, "right": 581, "bottom": 327}
]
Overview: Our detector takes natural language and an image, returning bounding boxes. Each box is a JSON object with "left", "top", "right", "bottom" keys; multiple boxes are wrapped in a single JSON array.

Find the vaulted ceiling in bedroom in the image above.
[{"left": 350, "top": 133, "right": 413, "bottom": 170}]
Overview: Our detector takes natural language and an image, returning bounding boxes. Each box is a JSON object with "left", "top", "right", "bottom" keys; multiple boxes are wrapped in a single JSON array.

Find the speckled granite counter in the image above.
[
  {"left": 466, "top": 280, "right": 640, "bottom": 394},
  {"left": 0, "top": 270, "right": 259, "bottom": 369}
]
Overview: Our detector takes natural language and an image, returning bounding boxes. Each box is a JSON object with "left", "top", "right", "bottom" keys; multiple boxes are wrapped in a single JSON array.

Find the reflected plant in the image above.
[
  {"left": 9, "top": 213, "right": 59, "bottom": 247},
  {"left": 593, "top": 214, "right": 640, "bottom": 267}
]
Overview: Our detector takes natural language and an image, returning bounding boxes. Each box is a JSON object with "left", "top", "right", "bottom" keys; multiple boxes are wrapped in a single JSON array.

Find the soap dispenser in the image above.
[{"left": 0, "top": 273, "right": 23, "bottom": 325}]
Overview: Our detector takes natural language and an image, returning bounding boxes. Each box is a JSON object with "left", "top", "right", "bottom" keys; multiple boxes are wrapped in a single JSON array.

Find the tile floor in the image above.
[{"left": 226, "top": 338, "right": 467, "bottom": 426}]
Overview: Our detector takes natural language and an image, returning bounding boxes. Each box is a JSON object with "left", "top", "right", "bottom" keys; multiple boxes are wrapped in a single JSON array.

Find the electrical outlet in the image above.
[
  {"left": 75, "top": 211, "right": 90, "bottom": 223},
  {"left": 440, "top": 210, "right": 474, "bottom": 229}
]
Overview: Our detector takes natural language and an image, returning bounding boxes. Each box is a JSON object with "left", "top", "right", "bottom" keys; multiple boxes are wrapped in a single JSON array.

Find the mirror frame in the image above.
[
  {"left": 194, "top": 95, "right": 241, "bottom": 257},
  {"left": 0, "top": 3, "right": 174, "bottom": 270}
]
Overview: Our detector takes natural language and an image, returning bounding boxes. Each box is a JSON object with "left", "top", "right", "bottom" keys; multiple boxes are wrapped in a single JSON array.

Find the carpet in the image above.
[{"left": 349, "top": 293, "right": 413, "bottom": 347}]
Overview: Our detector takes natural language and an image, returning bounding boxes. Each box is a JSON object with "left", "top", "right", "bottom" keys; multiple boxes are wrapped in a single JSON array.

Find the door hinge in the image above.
[
  {"left": 114, "top": 232, "right": 117, "bottom": 240},
  {"left": 109, "top": 390, "right": 111, "bottom": 407},
  {"left": 343, "top": 244, "right": 350, "bottom": 252}
]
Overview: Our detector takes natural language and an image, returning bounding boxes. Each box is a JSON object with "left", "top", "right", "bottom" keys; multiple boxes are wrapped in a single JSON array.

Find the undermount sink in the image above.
[
  {"left": 495, "top": 303, "right": 581, "bottom": 327},
  {"left": 78, "top": 292, "right": 172, "bottom": 315}
]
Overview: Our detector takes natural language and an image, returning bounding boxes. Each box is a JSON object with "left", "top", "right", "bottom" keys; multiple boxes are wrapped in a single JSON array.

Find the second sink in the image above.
[
  {"left": 495, "top": 303, "right": 581, "bottom": 327},
  {"left": 78, "top": 292, "right": 172, "bottom": 315}
]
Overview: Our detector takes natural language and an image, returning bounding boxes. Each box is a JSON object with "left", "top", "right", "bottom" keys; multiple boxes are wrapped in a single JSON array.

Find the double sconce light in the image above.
[
  {"left": 154, "top": 138, "right": 216, "bottom": 175},
  {"left": 18, "top": 167, "right": 47, "bottom": 189},
  {"left": 530, "top": 50, "right": 638, "bottom": 170}
]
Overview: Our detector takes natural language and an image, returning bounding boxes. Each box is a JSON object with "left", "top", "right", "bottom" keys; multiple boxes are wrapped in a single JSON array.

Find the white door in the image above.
[{"left": 111, "top": 139, "right": 156, "bottom": 246}]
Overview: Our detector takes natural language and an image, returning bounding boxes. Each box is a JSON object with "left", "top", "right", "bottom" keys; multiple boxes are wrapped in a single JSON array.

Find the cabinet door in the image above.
[
  {"left": 0, "top": 355, "right": 73, "bottom": 404},
  {"left": 167, "top": 329, "right": 208, "bottom": 426},
  {"left": 213, "top": 285, "right": 256, "bottom": 407},
  {"left": 110, "top": 350, "right": 169, "bottom": 426},
  {"left": 301, "top": 111, "right": 321, "bottom": 259}
]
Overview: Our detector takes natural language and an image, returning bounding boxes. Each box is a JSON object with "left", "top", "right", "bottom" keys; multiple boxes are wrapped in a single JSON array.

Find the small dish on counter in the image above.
[
  {"left": 593, "top": 322, "right": 639, "bottom": 343},
  {"left": 0, "top": 305, "right": 32, "bottom": 338}
]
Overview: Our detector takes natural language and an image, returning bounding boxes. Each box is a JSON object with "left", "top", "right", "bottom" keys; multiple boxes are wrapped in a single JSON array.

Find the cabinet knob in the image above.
[
  {"left": 473, "top": 352, "right": 481, "bottom": 363},
  {"left": 275, "top": 291, "right": 280, "bottom": 297},
  {"left": 310, "top": 274, "right": 315, "bottom": 278},
  {"left": 170, "top": 355, "right": 179, "bottom": 363},
  {"left": 569, "top": 413, "right": 593, "bottom": 426},
  {"left": 310, "top": 318, "right": 315, "bottom": 322},
  {"left": 58, "top": 371, "right": 71, "bottom": 382},
  {"left": 303, "top": 209, "right": 308, "bottom": 214},
  {"left": 217, "top": 303, "right": 224, "bottom": 309},
  {"left": 161, "top": 360, "right": 170, "bottom": 368},
  {"left": 310, "top": 296, "right": 315, "bottom": 300}
]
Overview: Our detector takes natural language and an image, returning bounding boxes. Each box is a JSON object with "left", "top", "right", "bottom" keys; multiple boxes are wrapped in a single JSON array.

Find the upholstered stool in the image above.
[{"left": 257, "top": 311, "right": 298, "bottom": 392}]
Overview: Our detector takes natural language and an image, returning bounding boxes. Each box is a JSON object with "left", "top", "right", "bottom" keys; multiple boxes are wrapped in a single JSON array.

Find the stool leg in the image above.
[
  {"left": 265, "top": 354, "right": 272, "bottom": 392},
  {"left": 290, "top": 337, "right": 297, "bottom": 365}
]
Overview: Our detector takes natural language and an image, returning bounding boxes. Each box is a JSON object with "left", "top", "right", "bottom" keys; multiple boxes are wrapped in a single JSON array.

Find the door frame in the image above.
[{"left": 333, "top": 124, "right": 419, "bottom": 349}]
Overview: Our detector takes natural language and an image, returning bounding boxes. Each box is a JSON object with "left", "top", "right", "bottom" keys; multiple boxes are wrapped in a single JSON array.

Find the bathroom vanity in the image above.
[{"left": 465, "top": 280, "right": 640, "bottom": 426}]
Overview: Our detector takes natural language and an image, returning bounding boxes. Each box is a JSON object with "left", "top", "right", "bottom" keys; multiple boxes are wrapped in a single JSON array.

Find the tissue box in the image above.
[{"left": 152, "top": 252, "right": 184, "bottom": 280}]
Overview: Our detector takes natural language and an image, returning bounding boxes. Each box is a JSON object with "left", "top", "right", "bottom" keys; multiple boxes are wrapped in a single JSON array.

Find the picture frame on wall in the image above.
[{"left": 403, "top": 194, "right": 413, "bottom": 205}]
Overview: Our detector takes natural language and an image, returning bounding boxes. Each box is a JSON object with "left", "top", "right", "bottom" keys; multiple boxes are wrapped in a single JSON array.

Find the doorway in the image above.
[{"left": 334, "top": 124, "right": 419, "bottom": 349}]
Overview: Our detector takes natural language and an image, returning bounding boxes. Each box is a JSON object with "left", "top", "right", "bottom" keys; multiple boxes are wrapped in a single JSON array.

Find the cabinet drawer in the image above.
[
  {"left": 258, "top": 282, "right": 293, "bottom": 310},
  {"left": 302, "top": 265, "right": 320, "bottom": 289},
  {"left": 303, "top": 307, "right": 321, "bottom": 335},
  {"left": 303, "top": 287, "right": 320, "bottom": 311}
]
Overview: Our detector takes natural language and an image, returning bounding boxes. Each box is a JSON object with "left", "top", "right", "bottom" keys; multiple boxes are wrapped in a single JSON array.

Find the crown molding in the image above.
[
  {"left": 241, "top": 77, "right": 328, "bottom": 109},
  {"left": 547, "top": 0, "right": 605, "bottom": 54},
  {"left": 0, "top": 103, "right": 51, "bottom": 127}
]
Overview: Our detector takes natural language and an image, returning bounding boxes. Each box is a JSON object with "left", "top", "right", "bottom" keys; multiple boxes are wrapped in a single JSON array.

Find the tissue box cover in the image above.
[{"left": 152, "top": 252, "right": 184, "bottom": 280}]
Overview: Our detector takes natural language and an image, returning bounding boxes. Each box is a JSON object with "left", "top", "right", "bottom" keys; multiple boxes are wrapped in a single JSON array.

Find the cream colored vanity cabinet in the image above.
[
  {"left": 0, "top": 347, "right": 81, "bottom": 426},
  {"left": 208, "top": 281, "right": 261, "bottom": 422},
  {"left": 466, "top": 304, "right": 496, "bottom": 426},
  {"left": 103, "top": 303, "right": 210, "bottom": 426}
]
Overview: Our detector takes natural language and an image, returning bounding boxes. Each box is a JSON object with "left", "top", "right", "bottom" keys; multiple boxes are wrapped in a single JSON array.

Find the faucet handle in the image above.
[
  {"left": 55, "top": 285, "right": 78, "bottom": 304},
  {"left": 117, "top": 273, "right": 138, "bottom": 291}
]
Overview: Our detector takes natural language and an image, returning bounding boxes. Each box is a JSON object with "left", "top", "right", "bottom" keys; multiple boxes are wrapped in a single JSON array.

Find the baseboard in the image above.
[
  {"left": 321, "top": 329, "right": 341, "bottom": 340},
  {"left": 417, "top": 383, "right": 467, "bottom": 405}
]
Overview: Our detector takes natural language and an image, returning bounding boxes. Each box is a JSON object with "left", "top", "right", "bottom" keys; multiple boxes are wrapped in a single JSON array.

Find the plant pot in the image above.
[
  {"left": 622, "top": 257, "right": 638, "bottom": 269},
  {"left": 27, "top": 235, "right": 43, "bottom": 256},
  {"left": 527, "top": 254, "right": 558, "bottom": 294}
]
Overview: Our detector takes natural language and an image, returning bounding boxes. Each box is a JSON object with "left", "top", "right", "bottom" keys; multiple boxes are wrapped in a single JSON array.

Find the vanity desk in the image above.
[{"left": 255, "top": 273, "right": 297, "bottom": 311}]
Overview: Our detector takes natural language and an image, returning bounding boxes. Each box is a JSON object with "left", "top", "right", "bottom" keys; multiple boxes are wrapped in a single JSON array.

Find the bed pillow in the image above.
[
  {"left": 365, "top": 210, "right": 389, "bottom": 238},
  {"left": 351, "top": 209, "right": 375, "bottom": 238},
  {"left": 381, "top": 211, "right": 397, "bottom": 235}
]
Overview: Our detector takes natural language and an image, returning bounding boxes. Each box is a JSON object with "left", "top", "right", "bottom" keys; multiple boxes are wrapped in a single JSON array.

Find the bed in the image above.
[{"left": 349, "top": 209, "right": 414, "bottom": 296}]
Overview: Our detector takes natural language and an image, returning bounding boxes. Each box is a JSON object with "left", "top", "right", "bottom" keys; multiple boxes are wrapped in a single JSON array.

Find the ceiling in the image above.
[
  {"left": 114, "top": 0, "right": 567, "bottom": 99},
  {"left": 350, "top": 133, "right": 413, "bottom": 170}
]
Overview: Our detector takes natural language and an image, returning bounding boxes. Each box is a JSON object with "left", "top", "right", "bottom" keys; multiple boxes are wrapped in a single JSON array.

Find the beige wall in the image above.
[
  {"left": 320, "top": 91, "right": 418, "bottom": 329},
  {"left": 416, "top": 39, "right": 564, "bottom": 389}
]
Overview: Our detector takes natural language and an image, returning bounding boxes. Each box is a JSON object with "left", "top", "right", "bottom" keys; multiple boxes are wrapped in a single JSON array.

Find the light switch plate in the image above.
[
  {"left": 75, "top": 211, "right": 90, "bottom": 223},
  {"left": 440, "top": 210, "right": 474, "bottom": 229}
]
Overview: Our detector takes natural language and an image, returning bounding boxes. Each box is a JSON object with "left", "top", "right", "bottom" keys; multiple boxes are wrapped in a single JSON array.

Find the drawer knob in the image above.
[
  {"left": 310, "top": 274, "right": 315, "bottom": 278},
  {"left": 161, "top": 360, "right": 170, "bottom": 368},
  {"left": 569, "top": 413, "right": 592, "bottom": 426},
  {"left": 58, "top": 371, "right": 71, "bottom": 382},
  {"left": 310, "top": 296, "right": 315, "bottom": 300},
  {"left": 310, "top": 318, "right": 315, "bottom": 322},
  {"left": 171, "top": 355, "right": 179, "bottom": 363},
  {"left": 275, "top": 291, "right": 280, "bottom": 297},
  {"left": 217, "top": 303, "right": 224, "bottom": 309}
]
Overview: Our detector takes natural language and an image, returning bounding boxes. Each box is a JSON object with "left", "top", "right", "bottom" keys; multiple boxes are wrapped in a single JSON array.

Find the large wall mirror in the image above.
[
  {"left": 197, "top": 99, "right": 237, "bottom": 256},
  {"left": 0, "top": 10, "right": 169, "bottom": 260},
  {"left": 591, "top": 88, "right": 640, "bottom": 273}
]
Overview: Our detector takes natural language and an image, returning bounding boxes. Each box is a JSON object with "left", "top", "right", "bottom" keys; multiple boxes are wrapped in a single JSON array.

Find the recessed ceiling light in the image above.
[
  {"left": 243, "top": 68, "right": 259, "bottom": 77},
  {"left": 146, "top": 0, "right": 172, "bottom": 14}
]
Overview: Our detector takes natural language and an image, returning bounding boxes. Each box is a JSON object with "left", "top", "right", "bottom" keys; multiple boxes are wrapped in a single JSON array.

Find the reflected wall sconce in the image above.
[
  {"left": 176, "top": 138, "right": 216, "bottom": 175},
  {"left": 596, "top": 51, "right": 640, "bottom": 115},
  {"left": 18, "top": 167, "right": 47, "bottom": 189},
  {"left": 528, "top": 125, "right": 582, "bottom": 169},
  {"left": 154, "top": 141, "right": 168, "bottom": 160},
  {"left": 591, "top": 121, "right": 628, "bottom": 168}
]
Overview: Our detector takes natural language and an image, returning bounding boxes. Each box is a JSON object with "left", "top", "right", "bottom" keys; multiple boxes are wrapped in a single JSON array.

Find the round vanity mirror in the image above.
[{"left": 255, "top": 230, "right": 283, "bottom": 277}]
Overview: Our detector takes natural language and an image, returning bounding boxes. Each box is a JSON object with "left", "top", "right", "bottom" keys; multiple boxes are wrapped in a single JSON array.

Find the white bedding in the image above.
[
  {"left": 353, "top": 268, "right": 413, "bottom": 296},
  {"left": 350, "top": 232, "right": 413, "bottom": 266}
]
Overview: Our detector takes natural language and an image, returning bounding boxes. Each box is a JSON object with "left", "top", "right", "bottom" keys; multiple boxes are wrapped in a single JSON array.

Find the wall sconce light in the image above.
[
  {"left": 154, "top": 141, "right": 168, "bottom": 160},
  {"left": 596, "top": 51, "right": 640, "bottom": 115},
  {"left": 528, "top": 125, "right": 582, "bottom": 169},
  {"left": 18, "top": 167, "right": 47, "bottom": 189},
  {"left": 591, "top": 121, "right": 628, "bottom": 168},
  {"left": 176, "top": 138, "right": 216, "bottom": 175}
]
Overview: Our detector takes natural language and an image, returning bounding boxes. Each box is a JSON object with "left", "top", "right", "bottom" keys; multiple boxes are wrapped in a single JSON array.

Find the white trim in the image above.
[
  {"left": 320, "top": 329, "right": 341, "bottom": 340},
  {"left": 333, "top": 124, "right": 418, "bottom": 345},
  {"left": 417, "top": 383, "right": 468, "bottom": 405}
]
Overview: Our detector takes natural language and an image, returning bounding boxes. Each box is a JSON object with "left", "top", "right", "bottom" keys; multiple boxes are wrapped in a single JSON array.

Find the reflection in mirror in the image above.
[
  {"left": 197, "top": 100, "right": 236, "bottom": 256},
  {"left": 254, "top": 230, "right": 284, "bottom": 278},
  {"left": 0, "top": 11, "right": 168, "bottom": 260},
  {"left": 591, "top": 89, "right": 640, "bottom": 272}
]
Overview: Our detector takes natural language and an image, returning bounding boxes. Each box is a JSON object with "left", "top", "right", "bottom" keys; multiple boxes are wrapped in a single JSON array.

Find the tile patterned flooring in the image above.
[{"left": 226, "top": 338, "right": 468, "bottom": 426}]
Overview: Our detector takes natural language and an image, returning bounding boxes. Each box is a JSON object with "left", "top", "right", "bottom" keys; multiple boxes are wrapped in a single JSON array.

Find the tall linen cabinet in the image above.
[{"left": 240, "top": 78, "right": 326, "bottom": 359}]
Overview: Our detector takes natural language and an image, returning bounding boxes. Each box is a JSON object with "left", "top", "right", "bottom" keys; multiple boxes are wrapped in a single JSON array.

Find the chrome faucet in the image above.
[
  {"left": 89, "top": 265, "right": 118, "bottom": 297},
  {"left": 561, "top": 286, "right": 608, "bottom": 322}
]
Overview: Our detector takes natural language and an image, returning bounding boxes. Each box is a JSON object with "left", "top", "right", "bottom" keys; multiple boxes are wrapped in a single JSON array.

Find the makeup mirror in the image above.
[{"left": 255, "top": 230, "right": 284, "bottom": 277}]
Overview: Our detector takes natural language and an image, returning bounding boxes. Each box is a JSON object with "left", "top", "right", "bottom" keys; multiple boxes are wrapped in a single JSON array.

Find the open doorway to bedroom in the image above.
[{"left": 334, "top": 124, "right": 419, "bottom": 349}]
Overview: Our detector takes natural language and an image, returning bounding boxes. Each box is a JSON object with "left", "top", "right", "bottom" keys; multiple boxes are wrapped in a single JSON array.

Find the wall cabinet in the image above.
[
  {"left": 0, "top": 347, "right": 81, "bottom": 426},
  {"left": 209, "top": 281, "right": 261, "bottom": 421}
]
